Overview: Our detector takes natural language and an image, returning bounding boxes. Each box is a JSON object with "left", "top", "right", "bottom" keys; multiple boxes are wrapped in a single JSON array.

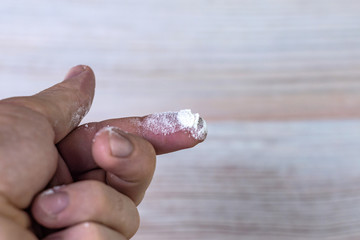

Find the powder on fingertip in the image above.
[
  {"left": 141, "top": 109, "right": 207, "bottom": 140},
  {"left": 92, "top": 125, "right": 115, "bottom": 143}
]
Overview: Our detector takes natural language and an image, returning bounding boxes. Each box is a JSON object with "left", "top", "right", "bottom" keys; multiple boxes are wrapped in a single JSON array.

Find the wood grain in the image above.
[
  {"left": 135, "top": 121, "right": 360, "bottom": 240},
  {"left": 1, "top": 0, "right": 360, "bottom": 239},
  {"left": 1, "top": 0, "right": 360, "bottom": 121}
]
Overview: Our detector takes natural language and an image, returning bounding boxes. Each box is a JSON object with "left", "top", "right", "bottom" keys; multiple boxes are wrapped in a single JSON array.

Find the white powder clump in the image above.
[
  {"left": 142, "top": 109, "right": 207, "bottom": 140},
  {"left": 177, "top": 109, "right": 200, "bottom": 129}
]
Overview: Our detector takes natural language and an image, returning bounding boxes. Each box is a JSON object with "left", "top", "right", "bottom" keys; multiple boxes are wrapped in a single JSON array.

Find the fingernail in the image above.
[
  {"left": 39, "top": 187, "right": 69, "bottom": 216},
  {"left": 64, "top": 65, "right": 87, "bottom": 80},
  {"left": 108, "top": 128, "right": 133, "bottom": 158},
  {"left": 195, "top": 117, "right": 208, "bottom": 141}
]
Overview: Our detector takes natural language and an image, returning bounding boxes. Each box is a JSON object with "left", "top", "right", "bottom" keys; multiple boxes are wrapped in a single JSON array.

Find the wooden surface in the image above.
[
  {"left": 1, "top": 0, "right": 360, "bottom": 239},
  {"left": 138, "top": 121, "right": 360, "bottom": 240}
]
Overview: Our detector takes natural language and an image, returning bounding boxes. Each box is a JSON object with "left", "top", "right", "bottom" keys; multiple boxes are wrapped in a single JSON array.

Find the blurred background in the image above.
[{"left": 1, "top": 0, "right": 360, "bottom": 239}]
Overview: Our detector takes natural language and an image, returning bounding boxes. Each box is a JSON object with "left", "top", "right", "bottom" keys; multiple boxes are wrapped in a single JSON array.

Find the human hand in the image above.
[
  {"left": 0, "top": 65, "right": 207, "bottom": 239},
  {"left": 32, "top": 112, "right": 206, "bottom": 239}
]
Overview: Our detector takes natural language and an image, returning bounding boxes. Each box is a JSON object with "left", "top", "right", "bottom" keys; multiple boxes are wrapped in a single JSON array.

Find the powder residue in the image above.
[
  {"left": 93, "top": 125, "right": 114, "bottom": 143},
  {"left": 41, "top": 188, "right": 55, "bottom": 196},
  {"left": 142, "top": 109, "right": 207, "bottom": 140},
  {"left": 41, "top": 185, "right": 65, "bottom": 196},
  {"left": 70, "top": 99, "right": 92, "bottom": 128},
  {"left": 71, "top": 105, "right": 89, "bottom": 127}
]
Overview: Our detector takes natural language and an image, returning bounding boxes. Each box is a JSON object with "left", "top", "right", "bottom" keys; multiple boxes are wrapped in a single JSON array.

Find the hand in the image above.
[
  {"left": 32, "top": 117, "right": 206, "bottom": 239},
  {"left": 0, "top": 65, "right": 207, "bottom": 239}
]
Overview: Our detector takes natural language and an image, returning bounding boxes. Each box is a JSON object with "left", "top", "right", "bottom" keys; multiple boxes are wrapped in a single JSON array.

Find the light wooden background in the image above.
[{"left": 1, "top": 1, "right": 360, "bottom": 239}]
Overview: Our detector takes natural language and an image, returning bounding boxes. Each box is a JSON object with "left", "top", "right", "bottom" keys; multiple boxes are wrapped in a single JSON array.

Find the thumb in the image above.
[
  {"left": 3, "top": 65, "right": 95, "bottom": 142},
  {"left": 0, "top": 65, "right": 95, "bottom": 209}
]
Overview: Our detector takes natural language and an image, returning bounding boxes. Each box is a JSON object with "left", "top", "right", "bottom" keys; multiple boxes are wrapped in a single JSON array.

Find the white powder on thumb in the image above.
[{"left": 141, "top": 109, "right": 207, "bottom": 140}]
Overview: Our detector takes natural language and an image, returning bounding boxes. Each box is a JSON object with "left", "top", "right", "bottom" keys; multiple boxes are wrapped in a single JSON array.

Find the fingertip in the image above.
[
  {"left": 148, "top": 131, "right": 201, "bottom": 154},
  {"left": 196, "top": 116, "right": 208, "bottom": 141},
  {"left": 31, "top": 185, "right": 69, "bottom": 227},
  {"left": 140, "top": 109, "right": 208, "bottom": 140},
  {"left": 28, "top": 65, "right": 96, "bottom": 142},
  {"left": 32, "top": 182, "right": 139, "bottom": 238},
  {"left": 91, "top": 126, "right": 156, "bottom": 204},
  {"left": 63, "top": 64, "right": 96, "bottom": 107},
  {"left": 138, "top": 109, "right": 208, "bottom": 154},
  {"left": 63, "top": 65, "right": 96, "bottom": 130},
  {"left": 64, "top": 65, "right": 88, "bottom": 80}
]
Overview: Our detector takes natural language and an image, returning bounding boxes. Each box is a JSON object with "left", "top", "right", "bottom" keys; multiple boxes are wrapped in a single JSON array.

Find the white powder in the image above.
[
  {"left": 41, "top": 185, "right": 65, "bottom": 196},
  {"left": 142, "top": 109, "right": 207, "bottom": 140},
  {"left": 71, "top": 99, "right": 92, "bottom": 127},
  {"left": 53, "top": 185, "right": 65, "bottom": 191},
  {"left": 41, "top": 188, "right": 55, "bottom": 196},
  {"left": 93, "top": 125, "right": 114, "bottom": 143},
  {"left": 71, "top": 105, "right": 88, "bottom": 127}
]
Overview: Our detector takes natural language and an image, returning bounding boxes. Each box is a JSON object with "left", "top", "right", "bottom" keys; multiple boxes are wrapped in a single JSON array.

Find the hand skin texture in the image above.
[{"left": 0, "top": 65, "right": 206, "bottom": 240}]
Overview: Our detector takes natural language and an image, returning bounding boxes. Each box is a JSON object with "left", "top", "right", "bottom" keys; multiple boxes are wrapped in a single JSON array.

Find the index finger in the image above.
[
  {"left": 58, "top": 109, "right": 207, "bottom": 175},
  {"left": 106, "top": 109, "right": 207, "bottom": 154}
]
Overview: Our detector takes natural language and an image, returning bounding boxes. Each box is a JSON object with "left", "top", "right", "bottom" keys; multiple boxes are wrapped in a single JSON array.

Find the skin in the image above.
[{"left": 0, "top": 65, "right": 206, "bottom": 239}]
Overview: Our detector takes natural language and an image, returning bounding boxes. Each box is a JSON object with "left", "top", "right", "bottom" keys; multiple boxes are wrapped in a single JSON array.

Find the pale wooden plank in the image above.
[
  {"left": 0, "top": 0, "right": 360, "bottom": 120},
  {"left": 0, "top": 1, "right": 360, "bottom": 240},
  {"left": 135, "top": 121, "right": 360, "bottom": 240}
]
